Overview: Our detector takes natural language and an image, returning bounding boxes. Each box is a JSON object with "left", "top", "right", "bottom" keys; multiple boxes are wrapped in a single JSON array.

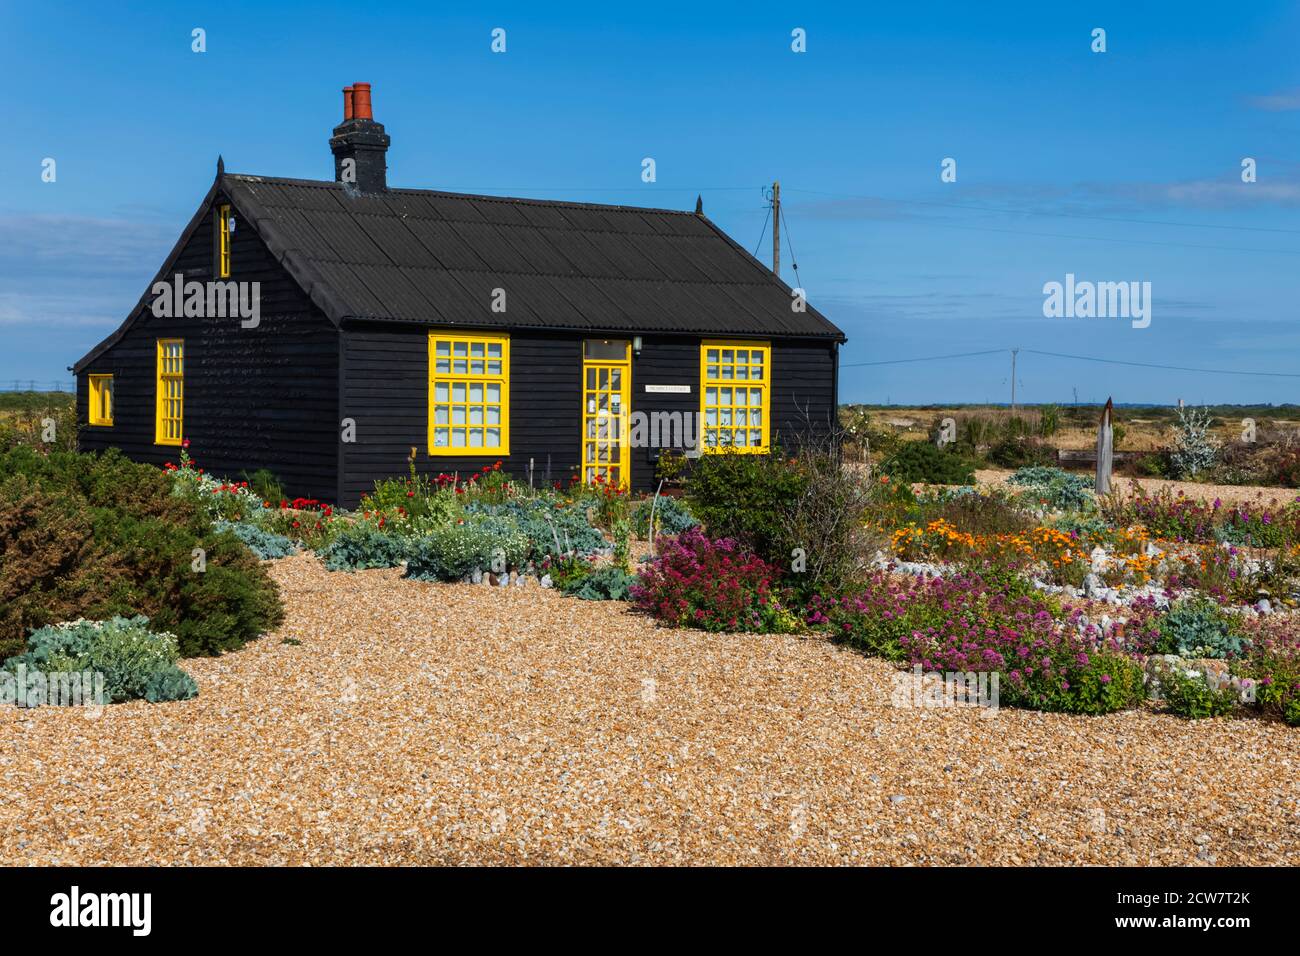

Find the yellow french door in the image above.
[{"left": 581, "top": 339, "right": 631, "bottom": 487}]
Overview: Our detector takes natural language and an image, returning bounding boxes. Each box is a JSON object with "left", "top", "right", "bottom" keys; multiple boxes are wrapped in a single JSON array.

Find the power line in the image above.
[
  {"left": 751, "top": 205, "right": 772, "bottom": 259},
  {"left": 1021, "top": 348, "right": 1300, "bottom": 379},
  {"left": 784, "top": 186, "right": 1300, "bottom": 237},
  {"left": 840, "top": 348, "right": 1006, "bottom": 368},
  {"left": 778, "top": 201, "right": 803, "bottom": 291},
  {"left": 839, "top": 346, "right": 1300, "bottom": 379}
]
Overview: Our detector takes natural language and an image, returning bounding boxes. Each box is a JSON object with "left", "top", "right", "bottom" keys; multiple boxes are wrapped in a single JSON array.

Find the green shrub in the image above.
[
  {"left": 880, "top": 442, "right": 976, "bottom": 485},
  {"left": 1006, "top": 650, "right": 1147, "bottom": 715},
  {"left": 0, "top": 447, "right": 283, "bottom": 658},
  {"left": 988, "top": 437, "right": 1056, "bottom": 469},
  {"left": 1006, "top": 466, "right": 1095, "bottom": 513},
  {"left": 466, "top": 498, "right": 604, "bottom": 562},
  {"left": 559, "top": 564, "right": 636, "bottom": 601},
  {"left": 239, "top": 468, "right": 285, "bottom": 506},
  {"left": 686, "top": 450, "right": 807, "bottom": 560},
  {"left": 1156, "top": 598, "right": 1245, "bottom": 659},
  {"left": 1236, "top": 619, "right": 1300, "bottom": 726},
  {"left": 631, "top": 495, "right": 698, "bottom": 538},
  {"left": 2, "top": 616, "right": 197, "bottom": 705},
  {"left": 214, "top": 520, "right": 297, "bottom": 559},
  {"left": 320, "top": 520, "right": 409, "bottom": 571},
  {"left": 404, "top": 515, "right": 529, "bottom": 582},
  {"left": 1160, "top": 667, "right": 1239, "bottom": 719},
  {"left": 1131, "top": 452, "right": 1171, "bottom": 478}
]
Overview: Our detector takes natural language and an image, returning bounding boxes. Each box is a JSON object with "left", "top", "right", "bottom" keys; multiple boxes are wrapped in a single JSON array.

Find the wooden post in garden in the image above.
[{"left": 1096, "top": 397, "right": 1114, "bottom": 495}]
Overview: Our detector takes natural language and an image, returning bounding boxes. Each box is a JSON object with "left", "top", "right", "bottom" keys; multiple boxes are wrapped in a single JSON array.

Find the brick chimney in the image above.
[{"left": 329, "top": 82, "right": 390, "bottom": 193}]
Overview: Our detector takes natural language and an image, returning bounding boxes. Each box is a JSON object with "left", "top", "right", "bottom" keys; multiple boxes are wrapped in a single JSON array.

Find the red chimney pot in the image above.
[
  {"left": 353, "top": 82, "right": 373, "bottom": 120},
  {"left": 342, "top": 86, "right": 354, "bottom": 120}
]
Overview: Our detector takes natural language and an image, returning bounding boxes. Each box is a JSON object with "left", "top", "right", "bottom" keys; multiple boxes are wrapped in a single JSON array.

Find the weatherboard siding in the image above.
[
  {"left": 77, "top": 198, "right": 341, "bottom": 501},
  {"left": 340, "top": 326, "right": 838, "bottom": 508}
]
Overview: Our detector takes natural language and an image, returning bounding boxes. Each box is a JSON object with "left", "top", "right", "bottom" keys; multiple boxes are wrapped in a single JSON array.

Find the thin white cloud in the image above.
[{"left": 1247, "top": 89, "right": 1300, "bottom": 111}]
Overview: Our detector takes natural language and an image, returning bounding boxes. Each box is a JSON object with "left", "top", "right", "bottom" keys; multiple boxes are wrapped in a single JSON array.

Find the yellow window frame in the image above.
[
  {"left": 155, "top": 339, "right": 184, "bottom": 446},
  {"left": 217, "top": 204, "right": 232, "bottom": 278},
  {"left": 581, "top": 339, "right": 632, "bottom": 488},
  {"left": 87, "top": 374, "right": 114, "bottom": 426},
  {"left": 428, "top": 332, "right": 510, "bottom": 456},
  {"left": 700, "top": 339, "right": 771, "bottom": 454}
]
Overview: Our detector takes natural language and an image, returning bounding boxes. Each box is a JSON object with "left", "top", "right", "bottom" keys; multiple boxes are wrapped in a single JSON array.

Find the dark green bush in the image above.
[
  {"left": 239, "top": 468, "right": 285, "bottom": 505},
  {"left": 1130, "top": 451, "right": 1171, "bottom": 478},
  {"left": 988, "top": 437, "right": 1057, "bottom": 469},
  {"left": 686, "top": 450, "right": 807, "bottom": 559},
  {"left": 880, "top": 441, "right": 976, "bottom": 485},
  {"left": 0, "top": 447, "right": 283, "bottom": 658}
]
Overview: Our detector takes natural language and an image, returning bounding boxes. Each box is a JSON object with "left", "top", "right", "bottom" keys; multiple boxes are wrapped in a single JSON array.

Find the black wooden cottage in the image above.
[{"left": 74, "top": 83, "right": 845, "bottom": 507}]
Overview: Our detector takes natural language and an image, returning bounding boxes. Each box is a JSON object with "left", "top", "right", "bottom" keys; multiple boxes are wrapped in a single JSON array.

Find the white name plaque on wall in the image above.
[{"left": 644, "top": 384, "right": 691, "bottom": 394}]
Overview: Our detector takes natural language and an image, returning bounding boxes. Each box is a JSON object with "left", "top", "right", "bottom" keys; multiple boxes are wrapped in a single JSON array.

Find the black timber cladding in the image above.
[
  {"left": 76, "top": 191, "right": 341, "bottom": 501},
  {"left": 341, "top": 323, "right": 838, "bottom": 508}
]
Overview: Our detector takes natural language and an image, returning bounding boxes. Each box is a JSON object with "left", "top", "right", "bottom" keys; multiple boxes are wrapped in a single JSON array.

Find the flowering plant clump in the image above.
[
  {"left": 1237, "top": 617, "right": 1300, "bottom": 726},
  {"left": 807, "top": 571, "right": 1149, "bottom": 715},
  {"left": 631, "top": 529, "right": 795, "bottom": 633},
  {"left": 1101, "top": 486, "right": 1218, "bottom": 543},
  {"left": 891, "top": 519, "right": 1092, "bottom": 586}
]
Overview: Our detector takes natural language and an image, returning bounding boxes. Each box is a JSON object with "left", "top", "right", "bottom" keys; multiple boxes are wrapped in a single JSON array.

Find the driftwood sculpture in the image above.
[{"left": 1096, "top": 397, "right": 1114, "bottom": 495}]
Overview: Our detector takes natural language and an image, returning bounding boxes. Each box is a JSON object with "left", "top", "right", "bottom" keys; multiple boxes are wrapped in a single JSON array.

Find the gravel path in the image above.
[
  {"left": 2, "top": 554, "right": 1297, "bottom": 865},
  {"left": 976, "top": 468, "right": 1300, "bottom": 508}
]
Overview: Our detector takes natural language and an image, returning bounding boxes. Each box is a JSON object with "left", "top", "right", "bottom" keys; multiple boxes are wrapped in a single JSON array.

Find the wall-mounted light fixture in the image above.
[{"left": 632, "top": 335, "right": 643, "bottom": 356}]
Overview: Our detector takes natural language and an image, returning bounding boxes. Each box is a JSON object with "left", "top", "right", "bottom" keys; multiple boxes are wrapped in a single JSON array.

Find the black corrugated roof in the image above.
[{"left": 224, "top": 175, "right": 845, "bottom": 340}]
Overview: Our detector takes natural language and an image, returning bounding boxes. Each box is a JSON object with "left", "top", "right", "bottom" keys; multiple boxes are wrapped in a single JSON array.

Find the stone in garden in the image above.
[
  {"left": 497, "top": 572, "right": 511, "bottom": 588},
  {"left": 471, "top": 568, "right": 483, "bottom": 584},
  {"left": 1256, "top": 598, "right": 1272, "bottom": 615},
  {"left": 1090, "top": 546, "right": 1108, "bottom": 572},
  {"left": 514, "top": 574, "right": 526, "bottom": 588},
  {"left": 1083, "top": 573, "right": 1103, "bottom": 598},
  {"left": 539, "top": 574, "right": 553, "bottom": 589}
]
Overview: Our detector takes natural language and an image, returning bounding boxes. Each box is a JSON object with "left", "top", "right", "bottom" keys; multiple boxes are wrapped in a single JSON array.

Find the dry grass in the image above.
[
  {"left": 859, "top": 406, "right": 1300, "bottom": 454},
  {"left": 2, "top": 553, "right": 1297, "bottom": 866}
]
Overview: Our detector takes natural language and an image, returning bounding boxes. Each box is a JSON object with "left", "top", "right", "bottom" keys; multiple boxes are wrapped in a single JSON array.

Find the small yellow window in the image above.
[
  {"left": 155, "top": 339, "right": 184, "bottom": 445},
  {"left": 700, "top": 340, "right": 771, "bottom": 453},
  {"left": 217, "top": 204, "right": 232, "bottom": 278},
  {"left": 88, "top": 374, "right": 114, "bottom": 426},
  {"left": 428, "top": 332, "right": 509, "bottom": 455}
]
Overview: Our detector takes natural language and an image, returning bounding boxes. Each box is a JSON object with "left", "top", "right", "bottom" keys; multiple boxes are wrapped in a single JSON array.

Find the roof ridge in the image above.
[{"left": 225, "top": 172, "right": 700, "bottom": 217}]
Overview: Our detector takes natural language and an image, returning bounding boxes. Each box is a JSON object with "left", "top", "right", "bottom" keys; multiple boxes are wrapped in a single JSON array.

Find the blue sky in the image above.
[{"left": 3, "top": 0, "right": 1298, "bottom": 403}]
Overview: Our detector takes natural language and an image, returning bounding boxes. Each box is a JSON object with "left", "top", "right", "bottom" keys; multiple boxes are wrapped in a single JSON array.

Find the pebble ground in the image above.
[{"left": 2, "top": 554, "right": 1296, "bottom": 865}]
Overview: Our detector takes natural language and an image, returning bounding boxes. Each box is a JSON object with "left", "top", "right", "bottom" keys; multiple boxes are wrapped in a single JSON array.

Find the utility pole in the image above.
[
  {"left": 1010, "top": 348, "right": 1019, "bottom": 413},
  {"left": 771, "top": 180, "right": 780, "bottom": 275}
]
